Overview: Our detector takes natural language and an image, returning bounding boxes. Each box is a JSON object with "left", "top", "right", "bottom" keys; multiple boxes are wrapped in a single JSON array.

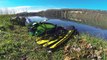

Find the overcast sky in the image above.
[{"left": 0, "top": 0, "right": 107, "bottom": 14}]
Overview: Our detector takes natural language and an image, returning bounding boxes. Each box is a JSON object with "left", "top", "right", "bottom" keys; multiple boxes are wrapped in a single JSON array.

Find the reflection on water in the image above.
[
  {"left": 27, "top": 16, "right": 107, "bottom": 40},
  {"left": 26, "top": 16, "right": 47, "bottom": 23}
]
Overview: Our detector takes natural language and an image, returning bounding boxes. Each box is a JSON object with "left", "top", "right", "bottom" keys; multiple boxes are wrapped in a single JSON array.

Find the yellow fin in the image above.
[
  {"left": 36, "top": 37, "right": 42, "bottom": 41},
  {"left": 37, "top": 40, "right": 49, "bottom": 44},
  {"left": 43, "top": 40, "right": 57, "bottom": 47},
  {"left": 50, "top": 30, "right": 73, "bottom": 49}
]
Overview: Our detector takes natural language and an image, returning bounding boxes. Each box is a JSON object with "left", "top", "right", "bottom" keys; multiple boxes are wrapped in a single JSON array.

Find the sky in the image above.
[{"left": 0, "top": 0, "right": 107, "bottom": 14}]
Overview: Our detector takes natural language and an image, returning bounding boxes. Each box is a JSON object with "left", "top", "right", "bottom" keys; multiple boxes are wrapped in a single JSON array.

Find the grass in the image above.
[
  {"left": 0, "top": 15, "right": 107, "bottom": 60},
  {"left": 64, "top": 34, "right": 107, "bottom": 60}
]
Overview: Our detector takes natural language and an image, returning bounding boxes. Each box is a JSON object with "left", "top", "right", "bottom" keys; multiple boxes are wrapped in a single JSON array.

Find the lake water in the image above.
[{"left": 26, "top": 16, "right": 107, "bottom": 40}]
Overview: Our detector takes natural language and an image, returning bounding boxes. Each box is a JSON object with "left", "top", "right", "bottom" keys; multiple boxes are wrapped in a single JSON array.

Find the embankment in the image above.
[{"left": 37, "top": 9, "right": 107, "bottom": 29}]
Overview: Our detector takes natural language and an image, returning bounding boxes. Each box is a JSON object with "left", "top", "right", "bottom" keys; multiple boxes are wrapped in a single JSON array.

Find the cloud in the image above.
[
  {"left": 0, "top": 6, "right": 59, "bottom": 14},
  {"left": 11, "top": 6, "right": 32, "bottom": 9},
  {"left": 0, "top": 6, "right": 42, "bottom": 14}
]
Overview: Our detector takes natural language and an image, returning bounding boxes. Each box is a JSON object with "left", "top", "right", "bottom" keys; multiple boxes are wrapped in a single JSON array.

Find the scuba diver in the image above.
[
  {"left": 26, "top": 17, "right": 79, "bottom": 49},
  {"left": 28, "top": 22, "right": 39, "bottom": 36},
  {"left": 28, "top": 22, "right": 58, "bottom": 36}
]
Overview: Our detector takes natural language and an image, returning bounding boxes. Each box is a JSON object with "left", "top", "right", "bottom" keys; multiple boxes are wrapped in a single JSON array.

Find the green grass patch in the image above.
[{"left": 0, "top": 15, "right": 107, "bottom": 60}]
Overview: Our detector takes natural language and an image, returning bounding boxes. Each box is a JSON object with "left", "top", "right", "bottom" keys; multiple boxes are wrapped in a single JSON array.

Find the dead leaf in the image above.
[
  {"left": 64, "top": 44, "right": 70, "bottom": 53},
  {"left": 64, "top": 56, "right": 71, "bottom": 60}
]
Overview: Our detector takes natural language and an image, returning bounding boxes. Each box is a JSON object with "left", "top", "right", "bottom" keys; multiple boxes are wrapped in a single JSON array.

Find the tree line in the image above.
[{"left": 36, "top": 9, "right": 107, "bottom": 29}]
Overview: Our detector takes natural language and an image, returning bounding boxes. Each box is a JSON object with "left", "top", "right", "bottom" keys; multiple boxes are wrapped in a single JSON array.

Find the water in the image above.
[
  {"left": 27, "top": 16, "right": 107, "bottom": 40},
  {"left": 26, "top": 16, "right": 47, "bottom": 23}
]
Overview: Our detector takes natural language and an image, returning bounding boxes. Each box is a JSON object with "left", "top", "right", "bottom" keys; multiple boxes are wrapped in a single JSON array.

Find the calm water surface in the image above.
[{"left": 27, "top": 16, "right": 107, "bottom": 40}]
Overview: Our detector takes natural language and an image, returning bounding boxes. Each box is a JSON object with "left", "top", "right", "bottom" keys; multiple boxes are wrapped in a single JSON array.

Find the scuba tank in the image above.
[{"left": 28, "top": 22, "right": 56, "bottom": 36}]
